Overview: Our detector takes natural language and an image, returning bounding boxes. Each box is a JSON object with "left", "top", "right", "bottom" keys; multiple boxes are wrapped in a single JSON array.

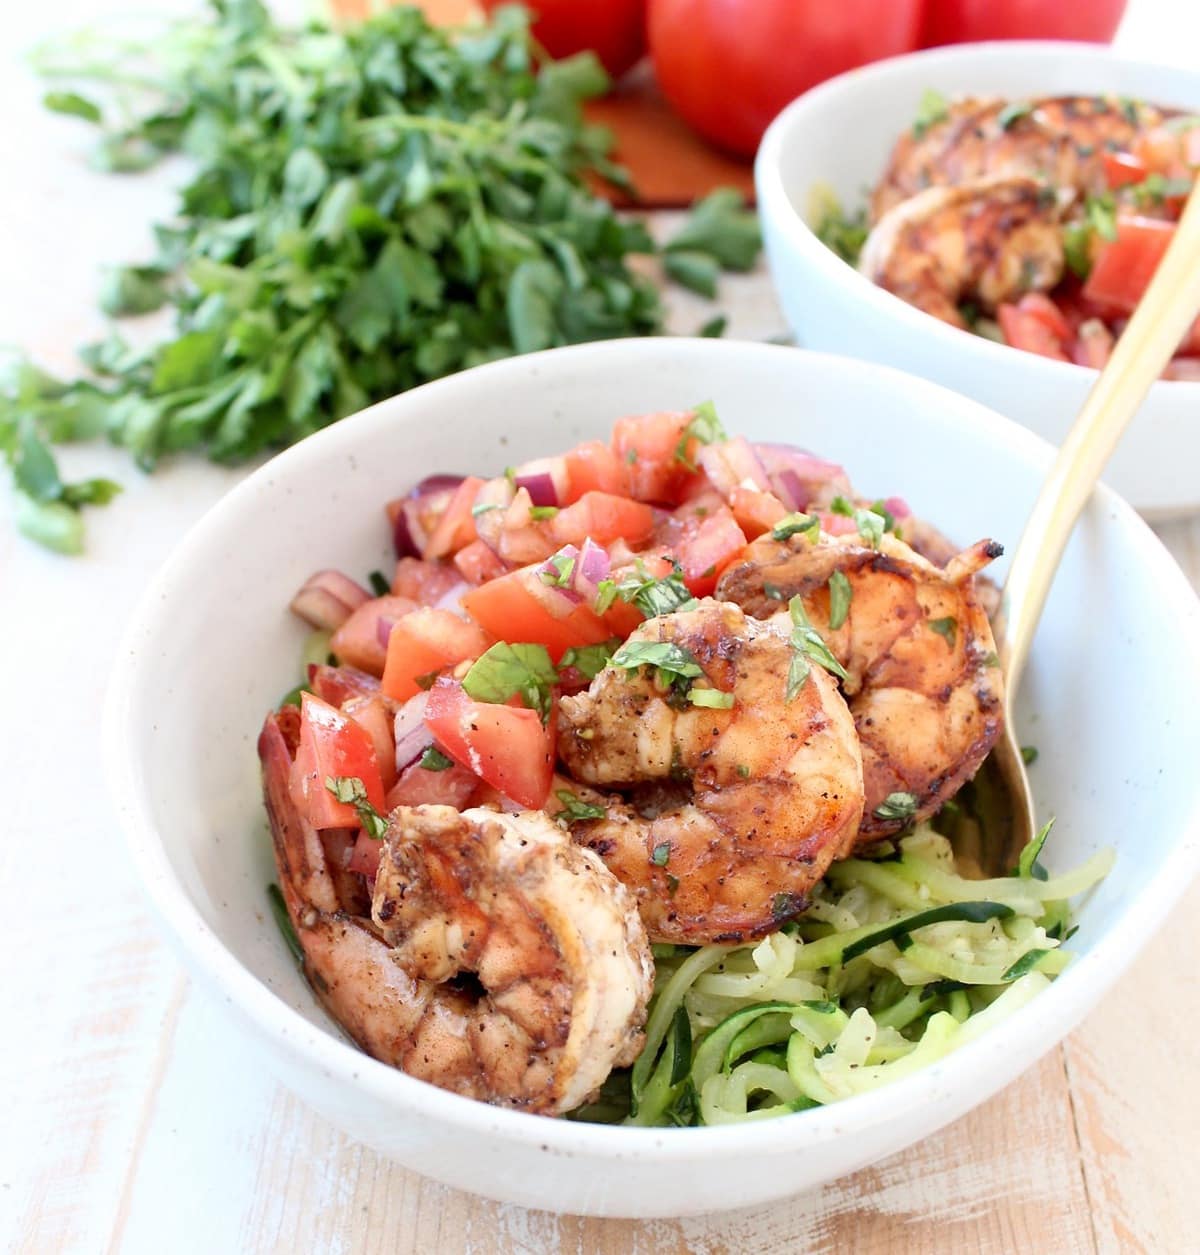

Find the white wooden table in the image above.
[{"left": 3, "top": 3, "right": 1198, "bottom": 1251}]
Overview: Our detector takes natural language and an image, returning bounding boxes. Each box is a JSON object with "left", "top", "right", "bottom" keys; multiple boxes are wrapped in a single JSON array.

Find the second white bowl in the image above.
[{"left": 756, "top": 41, "right": 1200, "bottom": 518}]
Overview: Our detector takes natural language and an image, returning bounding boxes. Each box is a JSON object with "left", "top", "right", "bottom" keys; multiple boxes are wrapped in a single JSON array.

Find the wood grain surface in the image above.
[{"left": 2, "top": 2, "right": 1198, "bottom": 1252}]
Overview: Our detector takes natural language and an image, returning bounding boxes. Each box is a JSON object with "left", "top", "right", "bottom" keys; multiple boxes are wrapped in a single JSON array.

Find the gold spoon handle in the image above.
[{"left": 999, "top": 182, "right": 1200, "bottom": 696}]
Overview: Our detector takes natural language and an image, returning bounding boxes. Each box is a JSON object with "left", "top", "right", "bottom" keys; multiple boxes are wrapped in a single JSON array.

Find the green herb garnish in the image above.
[
  {"left": 555, "top": 788, "right": 606, "bottom": 824},
  {"left": 674, "top": 400, "right": 727, "bottom": 468},
  {"left": 651, "top": 842, "right": 671, "bottom": 867},
  {"left": 462, "top": 641, "right": 558, "bottom": 720},
  {"left": 827, "top": 569, "right": 852, "bottom": 631},
  {"left": 267, "top": 883, "right": 304, "bottom": 965},
  {"left": 688, "top": 687, "right": 734, "bottom": 710},
  {"left": 600, "top": 562, "right": 698, "bottom": 619},
  {"left": 874, "top": 791, "right": 919, "bottom": 823},
  {"left": 540, "top": 552, "right": 575, "bottom": 587},
  {"left": 771, "top": 512, "right": 821, "bottom": 543},
  {"left": 912, "top": 88, "right": 950, "bottom": 139},
  {"left": 928, "top": 616, "right": 957, "bottom": 648},
  {"left": 559, "top": 639, "right": 620, "bottom": 680},
  {"left": 1021, "top": 744, "right": 1039, "bottom": 766},
  {"left": 786, "top": 595, "right": 848, "bottom": 701},
  {"left": 997, "top": 101, "right": 1033, "bottom": 131},
  {"left": 325, "top": 775, "right": 389, "bottom": 840},
  {"left": 418, "top": 746, "right": 454, "bottom": 772}
]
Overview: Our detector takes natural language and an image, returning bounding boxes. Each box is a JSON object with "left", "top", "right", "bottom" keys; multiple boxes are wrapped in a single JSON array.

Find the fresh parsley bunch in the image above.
[{"left": 3, "top": 0, "right": 759, "bottom": 552}]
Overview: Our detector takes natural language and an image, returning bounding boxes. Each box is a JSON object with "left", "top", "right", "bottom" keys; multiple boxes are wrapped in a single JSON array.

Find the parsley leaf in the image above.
[
  {"left": 874, "top": 791, "right": 918, "bottom": 823},
  {"left": 555, "top": 788, "right": 606, "bottom": 824},
  {"left": 786, "top": 595, "right": 848, "bottom": 701},
  {"left": 462, "top": 641, "right": 558, "bottom": 720},
  {"left": 664, "top": 188, "right": 761, "bottom": 271},
  {"left": 325, "top": 775, "right": 389, "bottom": 840}
]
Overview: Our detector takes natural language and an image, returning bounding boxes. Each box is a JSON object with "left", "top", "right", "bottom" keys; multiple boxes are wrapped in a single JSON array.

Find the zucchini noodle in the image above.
[{"left": 569, "top": 822, "right": 1111, "bottom": 1127}]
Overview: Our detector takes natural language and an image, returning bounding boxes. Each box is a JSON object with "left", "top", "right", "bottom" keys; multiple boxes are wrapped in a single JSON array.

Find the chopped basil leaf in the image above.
[
  {"left": 555, "top": 788, "right": 606, "bottom": 824},
  {"left": 1021, "top": 744, "right": 1039, "bottom": 766},
  {"left": 367, "top": 569, "right": 390, "bottom": 597},
  {"left": 786, "top": 594, "right": 848, "bottom": 703},
  {"left": 610, "top": 639, "right": 704, "bottom": 683},
  {"left": 651, "top": 842, "right": 671, "bottom": 866},
  {"left": 771, "top": 512, "right": 820, "bottom": 543},
  {"left": 763, "top": 581, "right": 785, "bottom": 601},
  {"left": 982, "top": 650, "right": 1001, "bottom": 669},
  {"left": 828, "top": 569, "right": 852, "bottom": 631},
  {"left": 610, "top": 561, "right": 697, "bottom": 619},
  {"left": 462, "top": 640, "right": 558, "bottom": 720},
  {"left": 267, "top": 883, "right": 304, "bottom": 965},
  {"left": 1062, "top": 221, "right": 1094, "bottom": 279},
  {"left": 869, "top": 499, "right": 897, "bottom": 533},
  {"left": 1084, "top": 193, "right": 1118, "bottom": 242},
  {"left": 665, "top": 873, "right": 680, "bottom": 895},
  {"left": 736, "top": 763, "right": 750, "bottom": 778},
  {"left": 928, "top": 616, "right": 957, "bottom": 648},
  {"left": 414, "top": 669, "right": 439, "bottom": 691},
  {"left": 873, "top": 791, "right": 918, "bottom": 822},
  {"left": 853, "top": 506, "right": 886, "bottom": 550},
  {"left": 673, "top": 400, "right": 727, "bottom": 468},
  {"left": 912, "top": 87, "right": 950, "bottom": 139},
  {"left": 529, "top": 504, "right": 559, "bottom": 521},
  {"left": 540, "top": 552, "right": 575, "bottom": 587},
  {"left": 829, "top": 495, "right": 854, "bottom": 517},
  {"left": 997, "top": 101, "right": 1033, "bottom": 130},
  {"left": 325, "top": 775, "right": 389, "bottom": 839},
  {"left": 418, "top": 746, "right": 454, "bottom": 771},
  {"left": 688, "top": 687, "right": 734, "bottom": 709},
  {"left": 559, "top": 639, "right": 619, "bottom": 680}
]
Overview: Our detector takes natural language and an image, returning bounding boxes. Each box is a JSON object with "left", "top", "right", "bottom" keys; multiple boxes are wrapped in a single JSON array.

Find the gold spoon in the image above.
[{"left": 992, "top": 180, "right": 1200, "bottom": 866}]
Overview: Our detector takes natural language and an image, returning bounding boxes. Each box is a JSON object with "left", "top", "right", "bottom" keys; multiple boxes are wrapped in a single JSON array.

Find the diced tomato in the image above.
[
  {"left": 342, "top": 693, "right": 398, "bottom": 790},
  {"left": 423, "top": 678, "right": 554, "bottom": 809},
  {"left": 289, "top": 692, "right": 386, "bottom": 829},
  {"left": 729, "top": 485, "right": 788, "bottom": 539},
  {"left": 997, "top": 302, "right": 1070, "bottom": 362},
  {"left": 612, "top": 410, "right": 699, "bottom": 504},
  {"left": 551, "top": 491, "right": 655, "bottom": 548},
  {"left": 1132, "top": 125, "right": 1192, "bottom": 178},
  {"left": 423, "top": 476, "right": 485, "bottom": 560},
  {"left": 460, "top": 567, "right": 606, "bottom": 659},
  {"left": 1015, "top": 293, "right": 1072, "bottom": 343},
  {"left": 696, "top": 436, "right": 771, "bottom": 498},
  {"left": 1164, "top": 357, "right": 1200, "bottom": 382},
  {"left": 564, "top": 440, "right": 625, "bottom": 499},
  {"left": 391, "top": 557, "right": 463, "bottom": 605},
  {"left": 330, "top": 595, "right": 417, "bottom": 675},
  {"left": 816, "top": 510, "right": 858, "bottom": 536},
  {"left": 674, "top": 508, "right": 747, "bottom": 596},
  {"left": 380, "top": 609, "right": 492, "bottom": 701},
  {"left": 1103, "top": 150, "right": 1148, "bottom": 190},
  {"left": 1084, "top": 216, "right": 1175, "bottom": 313},
  {"left": 492, "top": 486, "right": 560, "bottom": 564},
  {"left": 307, "top": 663, "right": 380, "bottom": 706},
  {"left": 453, "top": 539, "right": 507, "bottom": 585},
  {"left": 384, "top": 758, "right": 479, "bottom": 810},
  {"left": 1071, "top": 318, "right": 1115, "bottom": 370}
]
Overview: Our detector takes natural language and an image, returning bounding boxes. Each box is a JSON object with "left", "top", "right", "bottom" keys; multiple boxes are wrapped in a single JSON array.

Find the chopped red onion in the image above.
[
  {"left": 289, "top": 570, "right": 371, "bottom": 631},
  {"left": 756, "top": 444, "right": 852, "bottom": 511},
  {"left": 536, "top": 547, "right": 584, "bottom": 612},
  {"left": 573, "top": 538, "right": 611, "bottom": 602},
  {"left": 393, "top": 692, "right": 433, "bottom": 771},
  {"left": 386, "top": 475, "right": 465, "bottom": 557},
  {"left": 697, "top": 437, "right": 770, "bottom": 497},
  {"left": 514, "top": 456, "right": 568, "bottom": 507}
]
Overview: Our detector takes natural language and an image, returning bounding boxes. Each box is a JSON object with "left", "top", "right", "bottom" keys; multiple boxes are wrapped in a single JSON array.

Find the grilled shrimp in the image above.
[
  {"left": 716, "top": 532, "right": 1003, "bottom": 842},
  {"left": 859, "top": 175, "right": 1065, "bottom": 325},
  {"left": 872, "top": 95, "right": 1168, "bottom": 221},
  {"left": 260, "top": 714, "right": 652, "bottom": 1114},
  {"left": 555, "top": 600, "right": 866, "bottom": 945}
]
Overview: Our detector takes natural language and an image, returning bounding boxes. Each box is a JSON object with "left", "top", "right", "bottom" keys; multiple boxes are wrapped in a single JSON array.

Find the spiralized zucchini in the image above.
[{"left": 570, "top": 823, "right": 1112, "bottom": 1127}]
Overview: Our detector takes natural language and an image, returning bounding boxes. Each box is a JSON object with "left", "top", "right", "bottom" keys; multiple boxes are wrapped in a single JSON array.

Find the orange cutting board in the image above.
[{"left": 329, "top": 0, "right": 754, "bottom": 207}]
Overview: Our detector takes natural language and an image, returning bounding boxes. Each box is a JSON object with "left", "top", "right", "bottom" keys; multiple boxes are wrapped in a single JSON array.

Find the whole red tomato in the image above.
[
  {"left": 482, "top": 0, "right": 647, "bottom": 80},
  {"left": 647, "top": 0, "right": 923, "bottom": 158},
  {"left": 921, "top": 0, "right": 1128, "bottom": 46}
]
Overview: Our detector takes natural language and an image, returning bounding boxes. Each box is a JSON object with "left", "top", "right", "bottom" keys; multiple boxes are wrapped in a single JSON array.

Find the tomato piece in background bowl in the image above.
[{"left": 423, "top": 678, "right": 554, "bottom": 809}]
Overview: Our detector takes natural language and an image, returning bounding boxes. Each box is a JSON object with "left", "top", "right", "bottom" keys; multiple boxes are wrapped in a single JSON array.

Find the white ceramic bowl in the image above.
[
  {"left": 105, "top": 339, "right": 1200, "bottom": 1218},
  {"left": 756, "top": 41, "right": 1200, "bottom": 519}
]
